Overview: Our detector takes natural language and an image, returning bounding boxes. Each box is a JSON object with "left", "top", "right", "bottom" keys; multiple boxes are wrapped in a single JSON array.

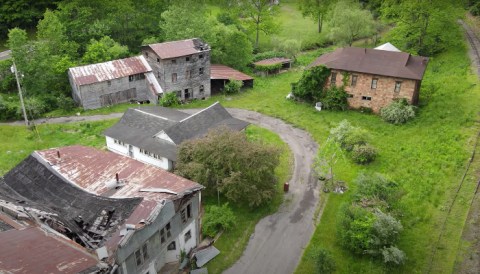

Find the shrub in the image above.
[
  {"left": 322, "top": 86, "right": 349, "bottom": 111},
  {"left": 224, "top": 79, "right": 243, "bottom": 94},
  {"left": 291, "top": 65, "right": 331, "bottom": 102},
  {"left": 57, "top": 94, "right": 76, "bottom": 111},
  {"left": 308, "top": 247, "right": 336, "bottom": 274},
  {"left": 355, "top": 173, "right": 400, "bottom": 204},
  {"left": 21, "top": 97, "right": 47, "bottom": 118},
  {"left": 338, "top": 204, "right": 376, "bottom": 254},
  {"left": 202, "top": 203, "right": 236, "bottom": 238},
  {"left": 329, "top": 120, "right": 354, "bottom": 146},
  {"left": 351, "top": 144, "right": 377, "bottom": 164},
  {"left": 254, "top": 63, "right": 282, "bottom": 72},
  {"left": 252, "top": 51, "right": 287, "bottom": 62},
  {"left": 343, "top": 128, "right": 368, "bottom": 151},
  {"left": 159, "top": 92, "right": 180, "bottom": 107},
  {"left": 381, "top": 246, "right": 407, "bottom": 266},
  {"left": 380, "top": 99, "right": 416, "bottom": 124}
]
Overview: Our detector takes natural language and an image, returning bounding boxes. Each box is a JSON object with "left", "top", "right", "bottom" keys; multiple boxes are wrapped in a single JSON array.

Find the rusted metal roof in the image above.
[
  {"left": 253, "top": 57, "right": 292, "bottom": 66},
  {"left": 69, "top": 55, "right": 152, "bottom": 86},
  {"left": 144, "top": 38, "right": 208, "bottom": 59},
  {"left": 0, "top": 227, "right": 99, "bottom": 273},
  {"left": 210, "top": 64, "right": 254, "bottom": 81},
  {"left": 308, "top": 47, "right": 428, "bottom": 80}
]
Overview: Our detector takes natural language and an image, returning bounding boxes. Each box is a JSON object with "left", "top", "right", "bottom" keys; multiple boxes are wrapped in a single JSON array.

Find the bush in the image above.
[
  {"left": 322, "top": 86, "right": 349, "bottom": 111},
  {"left": 159, "top": 92, "right": 180, "bottom": 107},
  {"left": 0, "top": 95, "right": 21, "bottom": 121},
  {"left": 308, "top": 247, "right": 336, "bottom": 274},
  {"left": 381, "top": 246, "right": 407, "bottom": 266},
  {"left": 202, "top": 203, "right": 236, "bottom": 238},
  {"left": 291, "top": 65, "right": 331, "bottom": 102},
  {"left": 252, "top": 51, "right": 287, "bottom": 62},
  {"left": 254, "top": 63, "right": 282, "bottom": 72},
  {"left": 355, "top": 173, "right": 400, "bottom": 205},
  {"left": 471, "top": 3, "right": 480, "bottom": 16},
  {"left": 57, "top": 94, "right": 76, "bottom": 111},
  {"left": 224, "top": 79, "right": 243, "bottom": 94},
  {"left": 21, "top": 97, "right": 47, "bottom": 119},
  {"left": 351, "top": 144, "right": 377, "bottom": 164},
  {"left": 343, "top": 128, "right": 368, "bottom": 151},
  {"left": 380, "top": 99, "right": 416, "bottom": 124}
]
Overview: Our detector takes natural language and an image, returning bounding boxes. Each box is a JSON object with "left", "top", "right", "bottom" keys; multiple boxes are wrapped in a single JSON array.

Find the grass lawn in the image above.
[
  {"left": 202, "top": 125, "right": 293, "bottom": 274},
  {"left": 175, "top": 22, "right": 480, "bottom": 273}
]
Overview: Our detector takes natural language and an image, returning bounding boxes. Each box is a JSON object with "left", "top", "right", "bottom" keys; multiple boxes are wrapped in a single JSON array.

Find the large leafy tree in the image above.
[
  {"left": 299, "top": 0, "right": 332, "bottom": 33},
  {"left": 210, "top": 25, "right": 253, "bottom": 70},
  {"left": 175, "top": 128, "right": 280, "bottom": 208},
  {"left": 236, "top": 0, "right": 280, "bottom": 49},
  {"left": 82, "top": 36, "right": 129, "bottom": 64},
  {"left": 329, "top": 0, "right": 375, "bottom": 46}
]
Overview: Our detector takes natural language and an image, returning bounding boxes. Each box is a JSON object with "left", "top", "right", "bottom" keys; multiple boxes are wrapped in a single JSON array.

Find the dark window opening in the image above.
[
  {"left": 199, "top": 54, "right": 204, "bottom": 59},
  {"left": 199, "top": 85, "right": 205, "bottom": 94},
  {"left": 185, "top": 230, "right": 192, "bottom": 242},
  {"left": 167, "top": 241, "right": 176, "bottom": 251},
  {"left": 362, "top": 96, "right": 372, "bottom": 101},
  {"left": 184, "top": 89, "right": 191, "bottom": 99},
  {"left": 347, "top": 94, "right": 354, "bottom": 98},
  {"left": 199, "top": 67, "right": 204, "bottom": 75},
  {"left": 135, "top": 250, "right": 143, "bottom": 266},
  {"left": 107, "top": 81, "right": 111, "bottom": 86},
  {"left": 157, "top": 58, "right": 160, "bottom": 63},
  {"left": 186, "top": 56, "right": 190, "bottom": 62},
  {"left": 129, "top": 74, "right": 145, "bottom": 82},
  {"left": 171, "top": 59, "right": 176, "bottom": 64},
  {"left": 187, "top": 204, "right": 192, "bottom": 218}
]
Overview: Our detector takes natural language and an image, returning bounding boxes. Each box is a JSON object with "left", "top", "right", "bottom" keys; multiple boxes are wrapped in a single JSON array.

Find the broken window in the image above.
[
  {"left": 160, "top": 222, "right": 172, "bottom": 244},
  {"left": 186, "top": 56, "right": 191, "bottom": 62},
  {"left": 185, "top": 230, "right": 192, "bottom": 242},
  {"left": 199, "top": 85, "right": 205, "bottom": 95},
  {"left": 394, "top": 81, "right": 402, "bottom": 92},
  {"left": 199, "top": 67, "right": 204, "bottom": 75},
  {"left": 172, "top": 73, "right": 177, "bottom": 83},
  {"left": 330, "top": 72, "right": 337, "bottom": 86},
  {"left": 157, "top": 58, "right": 160, "bottom": 63},
  {"left": 135, "top": 250, "right": 143, "bottom": 266},
  {"left": 184, "top": 89, "right": 191, "bottom": 100},
  {"left": 351, "top": 75, "right": 358, "bottom": 87},
  {"left": 181, "top": 204, "right": 192, "bottom": 223},
  {"left": 199, "top": 54, "right": 204, "bottom": 59},
  {"left": 167, "top": 241, "right": 176, "bottom": 251},
  {"left": 371, "top": 78, "right": 378, "bottom": 89}
]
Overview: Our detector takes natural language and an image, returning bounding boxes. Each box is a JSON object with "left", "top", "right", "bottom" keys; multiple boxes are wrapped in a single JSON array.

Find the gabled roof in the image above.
[
  {"left": 210, "top": 64, "right": 254, "bottom": 81},
  {"left": 163, "top": 102, "right": 249, "bottom": 144},
  {"left": 308, "top": 47, "right": 429, "bottom": 80},
  {"left": 374, "top": 42, "right": 401, "bottom": 52},
  {"left": 0, "top": 227, "right": 100, "bottom": 274},
  {"left": 69, "top": 55, "right": 152, "bottom": 86},
  {"left": 143, "top": 38, "right": 209, "bottom": 59},
  {"left": 104, "top": 103, "right": 249, "bottom": 159}
]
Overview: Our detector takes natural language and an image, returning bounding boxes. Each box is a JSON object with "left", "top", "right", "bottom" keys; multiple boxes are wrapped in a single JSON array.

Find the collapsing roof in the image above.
[
  {"left": 143, "top": 38, "right": 210, "bottom": 59},
  {"left": 210, "top": 64, "right": 254, "bottom": 81},
  {"left": 308, "top": 47, "right": 428, "bottom": 80},
  {"left": 104, "top": 102, "right": 249, "bottom": 160},
  {"left": 69, "top": 55, "right": 152, "bottom": 86}
]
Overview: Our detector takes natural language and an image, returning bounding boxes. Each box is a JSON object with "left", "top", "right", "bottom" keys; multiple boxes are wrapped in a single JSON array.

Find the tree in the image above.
[
  {"left": 329, "top": 0, "right": 375, "bottom": 46},
  {"left": 291, "top": 65, "right": 331, "bottom": 103},
  {"left": 313, "top": 137, "right": 345, "bottom": 191},
  {"left": 202, "top": 203, "right": 236, "bottom": 237},
  {"left": 82, "top": 36, "right": 129, "bottom": 64},
  {"left": 308, "top": 247, "right": 336, "bottom": 274},
  {"left": 176, "top": 128, "right": 281, "bottom": 208},
  {"left": 236, "top": 0, "right": 280, "bottom": 49},
  {"left": 299, "top": 0, "right": 332, "bottom": 33},
  {"left": 210, "top": 24, "right": 253, "bottom": 70}
]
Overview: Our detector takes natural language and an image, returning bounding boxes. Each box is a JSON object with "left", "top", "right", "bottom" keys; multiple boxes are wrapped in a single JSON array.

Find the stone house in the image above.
[
  {"left": 0, "top": 145, "right": 204, "bottom": 274},
  {"left": 104, "top": 102, "right": 249, "bottom": 170},
  {"left": 68, "top": 56, "right": 163, "bottom": 110},
  {"left": 308, "top": 44, "right": 429, "bottom": 112},
  {"left": 141, "top": 38, "right": 211, "bottom": 101}
]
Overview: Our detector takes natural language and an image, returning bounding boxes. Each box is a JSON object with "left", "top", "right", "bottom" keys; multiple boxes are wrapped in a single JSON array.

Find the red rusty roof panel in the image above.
[
  {"left": 0, "top": 227, "right": 98, "bottom": 273},
  {"left": 210, "top": 64, "right": 254, "bottom": 81},
  {"left": 253, "top": 57, "right": 292, "bottom": 66},
  {"left": 69, "top": 55, "right": 152, "bottom": 86},
  {"left": 145, "top": 38, "right": 206, "bottom": 59}
]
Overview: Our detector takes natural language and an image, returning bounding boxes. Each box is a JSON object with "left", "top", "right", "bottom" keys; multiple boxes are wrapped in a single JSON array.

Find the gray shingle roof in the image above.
[
  {"left": 308, "top": 47, "right": 428, "bottom": 80},
  {"left": 104, "top": 103, "right": 249, "bottom": 160}
]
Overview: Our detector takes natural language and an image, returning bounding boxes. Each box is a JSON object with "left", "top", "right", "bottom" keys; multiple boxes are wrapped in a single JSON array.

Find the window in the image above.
[
  {"left": 347, "top": 94, "right": 354, "bottom": 98},
  {"left": 172, "top": 73, "right": 177, "bottom": 83},
  {"left": 199, "top": 54, "right": 204, "bottom": 59},
  {"left": 129, "top": 74, "right": 145, "bottom": 82},
  {"left": 330, "top": 72, "right": 337, "bottom": 86},
  {"left": 371, "top": 78, "right": 378, "bottom": 89},
  {"left": 186, "top": 69, "right": 191, "bottom": 79},
  {"left": 187, "top": 204, "right": 192, "bottom": 218},
  {"left": 186, "top": 56, "right": 190, "bottom": 62},
  {"left": 185, "top": 230, "right": 192, "bottom": 242},
  {"left": 171, "top": 59, "right": 176, "bottom": 64},
  {"left": 184, "top": 89, "right": 191, "bottom": 99},
  {"left": 167, "top": 241, "right": 176, "bottom": 251},
  {"left": 157, "top": 58, "right": 160, "bottom": 63},
  {"left": 160, "top": 222, "right": 172, "bottom": 244},
  {"left": 199, "top": 85, "right": 205, "bottom": 95},
  {"left": 157, "top": 71, "right": 161, "bottom": 79},
  {"left": 181, "top": 203, "right": 192, "bottom": 223},
  {"left": 114, "top": 139, "right": 126, "bottom": 146},
  {"left": 107, "top": 80, "right": 111, "bottom": 86},
  {"left": 351, "top": 75, "right": 358, "bottom": 86},
  {"left": 362, "top": 96, "right": 372, "bottom": 101},
  {"left": 394, "top": 81, "right": 402, "bottom": 93},
  {"left": 135, "top": 244, "right": 149, "bottom": 266},
  {"left": 199, "top": 67, "right": 204, "bottom": 75},
  {"left": 176, "top": 90, "right": 182, "bottom": 97}
]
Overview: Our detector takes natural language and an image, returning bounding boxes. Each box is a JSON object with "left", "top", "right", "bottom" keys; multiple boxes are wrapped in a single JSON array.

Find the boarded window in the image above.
[
  {"left": 394, "top": 81, "right": 402, "bottom": 92},
  {"left": 172, "top": 73, "right": 177, "bottom": 83},
  {"left": 371, "top": 78, "right": 378, "bottom": 89},
  {"left": 351, "top": 75, "right": 358, "bottom": 86}
]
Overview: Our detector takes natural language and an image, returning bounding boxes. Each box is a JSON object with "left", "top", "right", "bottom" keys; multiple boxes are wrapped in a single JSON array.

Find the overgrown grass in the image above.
[
  {"left": 202, "top": 125, "right": 293, "bottom": 274},
  {"left": 0, "top": 120, "right": 117, "bottom": 175}
]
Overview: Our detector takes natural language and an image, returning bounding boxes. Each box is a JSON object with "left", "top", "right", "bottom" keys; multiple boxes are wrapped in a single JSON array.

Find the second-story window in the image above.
[
  {"left": 371, "top": 78, "right": 378, "bottom": 89},
  {"left": 160, "top": 222, "right": 172, "bottom": 244},
  {"left": 172, "top": 73, "right": 177, "bottom": 83},
  {"left": 351, "top": 75, "right": 358, "bottom": 87},
  {"left": 199, "top": 54, "right": 204, "bottom": 59},
  {"left": 171, "top": 59, "right": 176, "bottom": 64},
  {"left": 157, "top": 58, "right": 160, "bottom": 63},
  {"left": 135, "top": 243, "right": 149, "bottom": 266},
  {"left": 181, "top": 204, "right": 192, "bottom": 223},
  {"left": 186, "top": 56, "right": 190, "bottom": 62},
  {"left": 199, "top": 67, "right": 204, "bottom": 75},
  {"left": 394, "top": 81, "right": 402, "bottom": 92},
  {"left": 330, "top": 72, "right": 337, "bottom": 86}
]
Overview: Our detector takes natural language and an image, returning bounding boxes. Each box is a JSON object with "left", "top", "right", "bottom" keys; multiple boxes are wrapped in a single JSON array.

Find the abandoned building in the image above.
[
  {"left": 308, "top": 43, "right": 429, "bottom": 112},
  {"left": 104, "top": 102, "right": 249, "bottom": 170},
  {"left": 254, "top": 57, "right": 292, "bottom": 76},
  {"left": 0, "top": 145, "right": 203, "bottom": 274},
  {"left": 141, "top": 38, "right": 211, "bottom": 101},
  {"left": 69, "top": 56, "right": 163, "bottom": 110},
  {"left": 210, "top": 64, "right": 254, "bottom": 94}
]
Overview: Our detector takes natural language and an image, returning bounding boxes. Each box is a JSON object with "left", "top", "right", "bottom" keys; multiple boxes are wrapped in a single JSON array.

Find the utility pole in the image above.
[{"left": 11, "top": 62, "right": 28, "bottom": 127}]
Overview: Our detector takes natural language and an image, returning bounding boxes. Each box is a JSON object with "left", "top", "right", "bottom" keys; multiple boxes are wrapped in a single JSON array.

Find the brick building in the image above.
[
  {"left": 141, "top": 38, "right": 211, "bottom": 101},
  {"left": 309, "top": 45, "right": 429, "bottom": 112}
]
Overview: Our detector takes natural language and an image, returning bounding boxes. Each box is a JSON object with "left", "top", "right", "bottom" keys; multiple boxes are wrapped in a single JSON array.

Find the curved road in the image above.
[{"left": 2, "top": 108, "right": 320, "bottom": 274}]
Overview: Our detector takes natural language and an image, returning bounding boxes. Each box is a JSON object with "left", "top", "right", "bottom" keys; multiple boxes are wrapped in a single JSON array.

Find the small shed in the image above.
[
  {"left": 210, "top": 64, "right": 254, "bottom": 95},
  {"left": 253, "top": 57, "right": 292, "bottom": 76}
]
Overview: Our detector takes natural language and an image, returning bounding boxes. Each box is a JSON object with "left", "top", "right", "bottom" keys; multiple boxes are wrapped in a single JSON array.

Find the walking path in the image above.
[{"left": 2, "top": 107, "right": 320, "bottom": 274}]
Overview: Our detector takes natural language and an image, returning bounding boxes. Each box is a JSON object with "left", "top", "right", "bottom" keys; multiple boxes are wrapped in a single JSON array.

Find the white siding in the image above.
[
  {"left": 106, "top": 136, "right": 129, "bottom": 155},
  {"left": 178, "top": 220, "right": 197, "bottom": 254},
  {"left": 132, "top": 146, "right": 172, "bottom": 170}
]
